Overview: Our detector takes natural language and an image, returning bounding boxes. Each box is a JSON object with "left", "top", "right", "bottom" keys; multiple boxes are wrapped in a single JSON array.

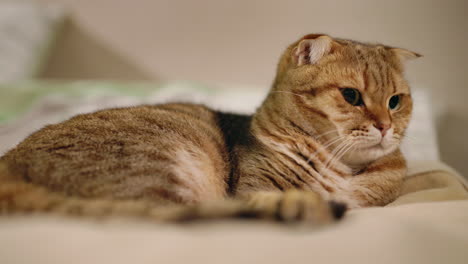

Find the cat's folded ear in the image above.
[
  {"left": 390, "top": 48, "right": 422, "bottom": 62},
  {"left": 292, "top": 34, "right": 335, "bottom": 66}
]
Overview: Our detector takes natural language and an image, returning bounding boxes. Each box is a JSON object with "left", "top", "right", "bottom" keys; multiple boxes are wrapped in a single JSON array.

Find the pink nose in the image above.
[{"left": 374, "top": 123, "right": 391, "bottom": 137}]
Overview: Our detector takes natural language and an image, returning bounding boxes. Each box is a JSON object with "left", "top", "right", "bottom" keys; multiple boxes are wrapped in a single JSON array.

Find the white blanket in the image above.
[{"left": 0, "top": 173, "right": 467, "bottom": 264}]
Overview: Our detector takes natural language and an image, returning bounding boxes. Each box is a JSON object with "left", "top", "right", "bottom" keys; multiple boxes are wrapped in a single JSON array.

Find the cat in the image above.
[{"left": 0, "top": 34, "right": 420, "bottom": 224}]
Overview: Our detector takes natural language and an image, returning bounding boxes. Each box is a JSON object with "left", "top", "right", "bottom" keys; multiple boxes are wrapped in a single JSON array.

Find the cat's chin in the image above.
[
  {"left": 362, "top": 143, "right": 397, "bottom": 156},
  {"left": 343, "top": 144, "right": 396, "bottom": 166}
]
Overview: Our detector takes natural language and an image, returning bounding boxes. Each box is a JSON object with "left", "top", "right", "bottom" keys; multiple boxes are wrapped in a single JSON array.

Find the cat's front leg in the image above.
[{"left": 348, "top": 150, "right": 406, "bottom": 207}]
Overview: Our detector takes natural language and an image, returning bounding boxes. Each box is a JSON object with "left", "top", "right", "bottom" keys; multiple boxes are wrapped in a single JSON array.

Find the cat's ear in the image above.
[
  {"left": 293, "top": 34, "right": 334, "bottom": 66},
  {"left": 391, "top": 48, "right": 422, "bottom": 62}
]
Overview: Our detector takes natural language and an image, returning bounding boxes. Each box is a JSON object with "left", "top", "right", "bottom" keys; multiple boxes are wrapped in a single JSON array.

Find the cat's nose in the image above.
[{"left": 374, "top": 122, "right": 391, "bottom": 137}]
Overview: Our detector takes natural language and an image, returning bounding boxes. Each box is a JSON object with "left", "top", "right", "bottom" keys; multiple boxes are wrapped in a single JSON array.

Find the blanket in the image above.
[{"left": 389, "top": 160, "right": 468, "bottom": 206}]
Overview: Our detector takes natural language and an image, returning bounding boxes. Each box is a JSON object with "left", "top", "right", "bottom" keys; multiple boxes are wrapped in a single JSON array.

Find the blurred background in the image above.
[{"left": 1, "top": 0, "right": 467, "bottom": 175}]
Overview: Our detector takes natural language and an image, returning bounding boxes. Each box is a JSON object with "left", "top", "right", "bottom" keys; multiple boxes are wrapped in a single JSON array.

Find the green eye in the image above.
[
  {"left": 341, "top": 88, "right": 363, "bottom": 106},
  {"left": 389, "top": 95, "right": 400, "bottom": 110}
]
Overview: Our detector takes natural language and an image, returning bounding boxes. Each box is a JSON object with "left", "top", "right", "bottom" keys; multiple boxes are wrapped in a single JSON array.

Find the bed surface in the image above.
[{"left": 1, "top": 191, "right": 467, "bottom": 264}]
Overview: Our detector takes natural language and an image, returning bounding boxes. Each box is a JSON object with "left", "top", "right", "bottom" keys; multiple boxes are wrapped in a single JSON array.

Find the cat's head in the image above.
[{"left": 260, "top": 34, "right": 420, "bottom": 166}]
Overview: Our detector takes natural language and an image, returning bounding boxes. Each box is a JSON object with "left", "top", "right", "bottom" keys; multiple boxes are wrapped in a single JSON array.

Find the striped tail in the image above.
[
  {"left": 0, "top": 161, "right": 251, "bottom": 221},
  {"left": 0, "top": 161, "right": 345, "bottom": 223}
]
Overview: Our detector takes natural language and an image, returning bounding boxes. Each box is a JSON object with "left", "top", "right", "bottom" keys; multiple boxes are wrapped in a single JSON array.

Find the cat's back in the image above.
[{"left": 2, "top": 103, "right": 238, "bottom": 202}]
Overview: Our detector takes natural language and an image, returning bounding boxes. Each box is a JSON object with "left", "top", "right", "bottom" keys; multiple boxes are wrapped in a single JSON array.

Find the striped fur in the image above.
[{"left": 0, "top": 34, "right": 419, "bottom": 223}]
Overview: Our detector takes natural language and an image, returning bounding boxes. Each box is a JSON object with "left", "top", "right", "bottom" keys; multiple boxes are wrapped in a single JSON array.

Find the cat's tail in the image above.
[
  {"left": 0, "top": 161, "right": 252, "bottom": 222},
  {"left": 0, "top": 161, "right": 346, "bottom": 223}
]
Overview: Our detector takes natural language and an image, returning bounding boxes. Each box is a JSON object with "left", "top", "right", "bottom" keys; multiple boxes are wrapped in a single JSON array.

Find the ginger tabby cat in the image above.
[{"left": 0, "top": 34, "right": 420, "bottom": 224}]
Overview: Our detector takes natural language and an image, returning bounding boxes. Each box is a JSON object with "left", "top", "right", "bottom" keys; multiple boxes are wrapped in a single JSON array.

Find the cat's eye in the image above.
[
  {"left": 341, "top": 88, "right": 364, "bottom": 106},
  {"left": 388, "top": 95, "right": 400, "bottom": 110}
]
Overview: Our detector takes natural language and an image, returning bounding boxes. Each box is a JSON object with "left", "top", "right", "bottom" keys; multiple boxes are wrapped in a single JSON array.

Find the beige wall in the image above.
[{"left": 33, "top": 0, "right": 468, "bottom": 174}]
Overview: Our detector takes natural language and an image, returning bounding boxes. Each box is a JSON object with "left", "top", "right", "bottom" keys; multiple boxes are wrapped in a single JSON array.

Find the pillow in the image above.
[{"left": 0, "top": 2, "right": 65, "bottom": 82}]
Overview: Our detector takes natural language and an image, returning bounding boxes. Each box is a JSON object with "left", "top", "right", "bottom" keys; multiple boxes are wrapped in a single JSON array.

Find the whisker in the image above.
[
  {"left": 334, "top": 142, "right": 356, "bottom": 164},
  {"left": 327, "top": 139, "right": 356, "bottom": 168},
  {"left": 314, "top": 129, "right": 339, "bottom": 140},
  {"left": 318, "top": 135, "right": 345, "bottom": 147},
  {"left": 324, "top": 139, "right": 351, "bottom": 168},
  {"left": 305, "top": 135, "right": 346, "bottom": 165},
  {"left": 325, "top": 141, "right": 356, "bottom": 172}
]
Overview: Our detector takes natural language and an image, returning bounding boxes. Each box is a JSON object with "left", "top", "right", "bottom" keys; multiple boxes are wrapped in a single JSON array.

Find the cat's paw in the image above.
[{"left": 247, "top": 190, "right": 347, "bottom": 224}]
